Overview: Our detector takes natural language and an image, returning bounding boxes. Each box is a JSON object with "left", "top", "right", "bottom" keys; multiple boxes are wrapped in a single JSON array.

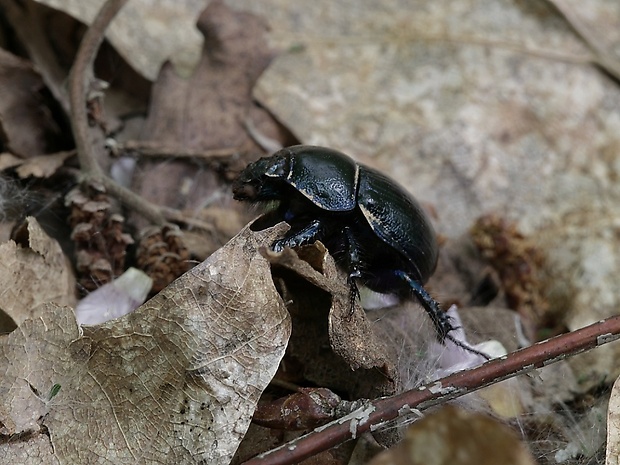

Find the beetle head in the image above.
[{"left": 232, "top": 154, "right": 290, "bottom": 202}]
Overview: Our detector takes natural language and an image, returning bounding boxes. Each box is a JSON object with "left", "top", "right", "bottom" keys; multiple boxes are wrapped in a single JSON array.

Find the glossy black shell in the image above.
[
  {"left": 286, "top": 146, "right": 358, "bottom": 211},
  {"left": 357, "top": 164, "right": 438, "bottom": 284},
  {"left": 233, "top": 145, "right": 438, "bottom": 286}
]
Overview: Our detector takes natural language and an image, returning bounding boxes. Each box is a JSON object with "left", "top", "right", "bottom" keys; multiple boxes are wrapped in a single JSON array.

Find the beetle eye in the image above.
[{"left": 265, "top": 155, "right": 288, "bottom": 177}]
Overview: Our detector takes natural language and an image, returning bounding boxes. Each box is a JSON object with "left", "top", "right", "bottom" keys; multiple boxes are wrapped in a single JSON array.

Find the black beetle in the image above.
[{"left": 233, "top": 145, "right": 472, "bottom": 350}]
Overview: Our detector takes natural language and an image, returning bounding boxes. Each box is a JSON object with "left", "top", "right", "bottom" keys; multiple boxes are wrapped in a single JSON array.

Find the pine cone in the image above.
[
  {"left": 136, "top": 225, "right": 191, "bottom": 293},
  {"left": 66, "top": 183, "right": 133, "bottom": 290}
]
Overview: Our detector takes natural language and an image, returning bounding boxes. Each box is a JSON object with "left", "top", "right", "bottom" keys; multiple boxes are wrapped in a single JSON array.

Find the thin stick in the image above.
[
  {"left": 242, "top": 315, "right": 620, "bottom": 465},
  {"left": 114, "top": 140, "right": 243, "bottom": 160},
  {"left": 66, "top": 0, "right": 173, "bottom": 226},
  {"left": 68, "top": 0, "right": 127, "bottom": 177}
]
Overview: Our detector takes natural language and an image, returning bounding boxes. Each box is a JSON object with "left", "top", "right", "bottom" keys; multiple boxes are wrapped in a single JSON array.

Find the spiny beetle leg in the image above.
[
  {"left": 346, "top": 276, "right": 360, "bottom": 319},
  {"left": 395, "top": 270, "right": 455, "bottom": 341},
  {"left": 272, "top": 219, "right": 324, "bottom": 252},
  {"left": 396, "top": 270, "right": 491, "bottom": 360},
  {"left": 344, "top": 227, "right": 363, "bottom": 318}
]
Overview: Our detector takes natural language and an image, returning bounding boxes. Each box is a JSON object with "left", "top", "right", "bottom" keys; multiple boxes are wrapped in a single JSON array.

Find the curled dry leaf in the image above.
[
  {"left": 0, "top": 223, "right": 291, "bottom": 464},
  {"left": 265, "top": 242, "right": 399, "bottom": 399},
  {"left": 0, "top": 216, "right": 75, "bottom": 328},
  {"left": 234, "top": 234, "right": 403, "bottom": 460}
]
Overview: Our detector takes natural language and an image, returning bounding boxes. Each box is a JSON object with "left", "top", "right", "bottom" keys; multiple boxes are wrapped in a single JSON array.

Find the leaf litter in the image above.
[
  {"left": 0, "top": 0, "right": 619, "bottom": 464},
  {"left": 0, "top": 222, "right": 291, "bottom": 464}
]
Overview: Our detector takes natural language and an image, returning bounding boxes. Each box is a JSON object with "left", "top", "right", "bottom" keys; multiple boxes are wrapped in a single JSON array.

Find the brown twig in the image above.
[
  {"left": 69, "top": 0, "right": 125, "bottom": 177},
  {"left": 113, "top": 140, "right": 244, "bottom": 161},
  {"left": 66, "top": 0, "right": 245, "bottom": 228},
  {"left": 68, "top": 0, "right": 170, "bottom": 226},
  {"left": 242, "top": 315, "right": 620, "bottom": 465}
]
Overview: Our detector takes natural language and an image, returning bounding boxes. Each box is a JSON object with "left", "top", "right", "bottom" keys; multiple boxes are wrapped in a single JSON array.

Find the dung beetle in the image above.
[{"left": 233, "top": 145, "right": 474, "bottom": 351}]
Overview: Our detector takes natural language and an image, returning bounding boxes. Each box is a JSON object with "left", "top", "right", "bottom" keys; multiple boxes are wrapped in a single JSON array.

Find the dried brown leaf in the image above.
[
  {"left": 368, "top": 405, "right": 536, "bottom": 465},
  {"left": 0, "top": 223, "right": 291, "bottom": 464},
  {"left": 0, "top": 217, "right": 76, "bottom": 327},
  {"left": 0, "top": 48, "right": 61, "bottom": 157},
  {"left": 130, "top": 0, "right": 283, "bottom": 231},
  {"left": 13, "top": 150, "right": 75, "bottom": 178},
  {"left": 266, "top": 243, "right": 399, "bottom": 399},
  {"left": 140, "top": 0, "right": 273, "bottom": 150}
]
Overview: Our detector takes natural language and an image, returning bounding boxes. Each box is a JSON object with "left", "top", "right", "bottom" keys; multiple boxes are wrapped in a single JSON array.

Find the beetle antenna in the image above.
[{"left": 395, "top": 271, "right": 491, "bottom": 360}]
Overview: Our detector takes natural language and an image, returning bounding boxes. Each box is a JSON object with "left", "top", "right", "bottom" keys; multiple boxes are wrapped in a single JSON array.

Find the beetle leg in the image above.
[
  {"left": 272, "top": 219, "right": 324, "bottom": 252},
  {"left": 343, "top": 228, "right": 363, "bottom": 317},
  {"left": 395, "top": 271, "right": 454, "bottom": 341},
  {"left": 396, "top": 271, "right": 491, "bottom": 360}
]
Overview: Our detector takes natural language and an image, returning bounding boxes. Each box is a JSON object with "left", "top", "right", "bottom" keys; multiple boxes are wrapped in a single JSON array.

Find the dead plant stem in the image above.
[
  {"left": 68, "top": 0, "right": 167, "bottom": 226},
  {"left": 69, "top": 0, "right": 125, "bottom": 177}
]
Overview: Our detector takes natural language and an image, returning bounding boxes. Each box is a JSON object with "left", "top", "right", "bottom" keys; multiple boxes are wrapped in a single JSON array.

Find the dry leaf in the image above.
[
  {"left": 32, "top": 0, "right": 207, "bottom": 80},
  {"left": 139, "top": 1, "right": 273, "bottom": 150},
  {"left": 368, "top": 404, "right": 536, "bottom": 465},
  {"left": 0, "top": 223, "right": 291, "bottom": 464},
  {"left": 0, "top": 48, "right": 61, "bottom": 157},
  {"left": 265, "top": 243, "right": 399, "bottom": 400},
  {"left": 13, "top": 150, "right": 75, "bottom": 178},
  {"left": 130, "top": 0, "right": 282, "bottom": 231},
  {"left": 0, "top": 216, "right": 75, "bottom": 327}
]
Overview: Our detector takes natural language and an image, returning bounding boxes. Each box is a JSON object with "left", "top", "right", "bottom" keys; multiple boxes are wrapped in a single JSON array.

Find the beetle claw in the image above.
[
  {"left": 395, "top": 271, "right": 453, "bottom": 340},
  {"left": 272, "top": 239, "right": 285, "bottom": 253},
  {"left": 271, "top": 219, "right": 324, "bottom": 254},
  {"left": 346, "top": 276, "right": 361, "bottom": 319},
  {"left": 445, "top": 333, "right": 491, "bottom": 360}
]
